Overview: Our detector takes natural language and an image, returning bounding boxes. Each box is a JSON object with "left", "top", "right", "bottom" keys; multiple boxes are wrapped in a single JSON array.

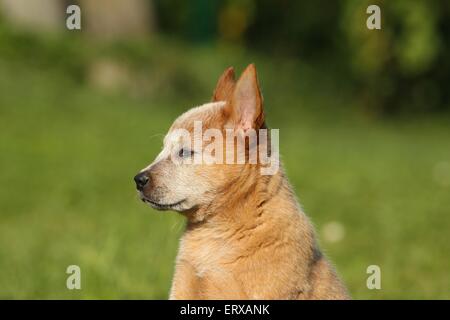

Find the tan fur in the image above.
[
  {"left": 170, "top": 167, "right": 349, "bottom": 299},
  {"left": 212, "top": 67, "right": 235, "bottom": 102},
  {"left": 138, "top": 65, "right": 350, "bottom": 300}
]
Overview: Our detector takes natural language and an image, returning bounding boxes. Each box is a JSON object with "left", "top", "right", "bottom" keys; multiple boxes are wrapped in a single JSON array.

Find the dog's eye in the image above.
[{"left": 178, "top": 148, "right": 195, "bottom": 158}]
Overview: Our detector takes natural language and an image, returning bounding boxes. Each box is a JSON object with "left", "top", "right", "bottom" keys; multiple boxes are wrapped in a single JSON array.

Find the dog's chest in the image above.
[{"left": 179, "top": 231, "right": 237, "bottom": 278}]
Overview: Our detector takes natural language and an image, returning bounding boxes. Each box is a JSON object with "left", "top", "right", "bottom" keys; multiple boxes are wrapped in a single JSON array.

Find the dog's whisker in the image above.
[{"left": 147, "top": 133, "right": 165, "bottom": 142}]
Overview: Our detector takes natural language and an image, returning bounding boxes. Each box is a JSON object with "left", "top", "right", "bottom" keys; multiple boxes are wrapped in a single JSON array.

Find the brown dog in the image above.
[{"left": 134, "top": 64, "right": 350, "bottom": 299}]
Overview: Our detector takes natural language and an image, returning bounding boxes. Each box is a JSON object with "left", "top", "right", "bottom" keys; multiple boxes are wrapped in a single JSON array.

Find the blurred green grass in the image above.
[{"left": 0, "top": 31, "right": 449, "bottom": 299}]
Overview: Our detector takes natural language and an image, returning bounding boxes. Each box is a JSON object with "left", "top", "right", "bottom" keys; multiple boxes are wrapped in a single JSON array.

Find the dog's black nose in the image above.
[{"left": 134, "top": 172, "right": 149, "bottom": 191}]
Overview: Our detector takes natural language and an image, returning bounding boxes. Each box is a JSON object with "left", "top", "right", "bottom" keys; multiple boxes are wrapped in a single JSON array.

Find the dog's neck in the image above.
[{"left": 184, "top": 164, "right": 291, "bottom": 227}]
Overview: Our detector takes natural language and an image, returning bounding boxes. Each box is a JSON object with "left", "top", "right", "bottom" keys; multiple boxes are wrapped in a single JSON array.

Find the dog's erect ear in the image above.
[
  {"left": 228, "top": 64, "right": 264, "bottom": 131},
  {"left": 212, "top": 67, "right": 236, "bottom": 102}
]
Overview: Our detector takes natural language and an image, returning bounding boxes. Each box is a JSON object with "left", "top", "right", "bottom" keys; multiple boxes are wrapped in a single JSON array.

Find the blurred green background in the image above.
[{"left": 0, "top": 0, "right": 449, "bottom": 299}]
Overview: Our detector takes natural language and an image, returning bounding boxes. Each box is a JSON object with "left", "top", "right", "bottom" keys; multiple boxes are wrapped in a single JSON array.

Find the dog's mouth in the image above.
[{"left": 140, "top": 195, "right": 186, "bottom": 210}]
